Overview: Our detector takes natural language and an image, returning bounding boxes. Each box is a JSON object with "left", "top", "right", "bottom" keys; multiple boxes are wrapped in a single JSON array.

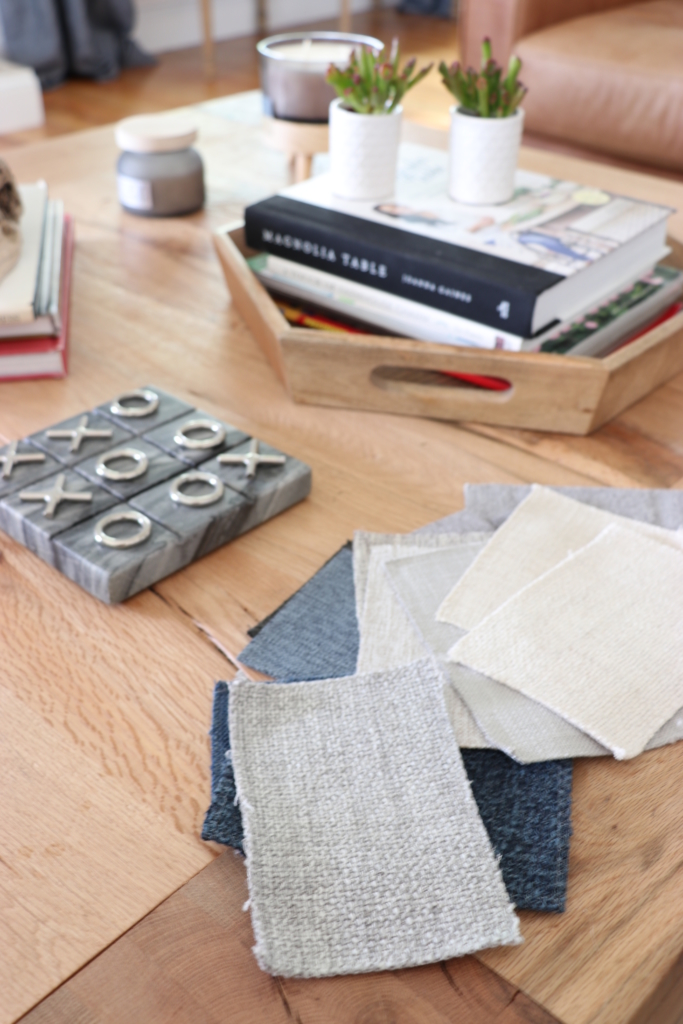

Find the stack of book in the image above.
[
  {"left": 244, "top": 146, "right": 682, "bottom": 359},
  {"left": 0, "top": 180, "right": 74, "bottom": 381}
]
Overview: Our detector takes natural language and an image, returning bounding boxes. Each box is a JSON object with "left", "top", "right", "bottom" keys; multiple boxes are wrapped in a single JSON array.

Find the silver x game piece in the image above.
[
  {"left": 46, "top": 414, "right": 113, "bottom": 453},
  {"left": 217, "top": 438, "right": 286, "bottom": 479},
  {"left": 19, "top": 473, "right": 93, "bottom": 518},
  {"left": 0, "top": 441, "right": 46, "bottom": 480}
]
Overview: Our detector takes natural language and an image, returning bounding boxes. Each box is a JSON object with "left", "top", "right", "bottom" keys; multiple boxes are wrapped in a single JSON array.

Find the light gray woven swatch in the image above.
[
  {"left": 383, "top": 545, "right": 608, "bottom": 762},
  {"left": 353, "top": 531, "right": 490, "bottom": 748},
  {"left": 449, "top": 526, "right": 683, "bottom": 760},
  {"left": 438, "top": 486, "right": 683, "bottom": 631},
  {"left": 229, "top": 659, "right": 521, "bottom": 977}
]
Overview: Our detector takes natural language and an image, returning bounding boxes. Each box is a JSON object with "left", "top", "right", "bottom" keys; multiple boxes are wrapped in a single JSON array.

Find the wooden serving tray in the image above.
[{"left": 214, "top": 223, "right": 683, "bottom": 436}]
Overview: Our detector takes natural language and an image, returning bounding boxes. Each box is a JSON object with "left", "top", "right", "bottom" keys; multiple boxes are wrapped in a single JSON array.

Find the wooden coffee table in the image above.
[{"left": 2, "top": 93, "right": 683, "bottom": 1024}]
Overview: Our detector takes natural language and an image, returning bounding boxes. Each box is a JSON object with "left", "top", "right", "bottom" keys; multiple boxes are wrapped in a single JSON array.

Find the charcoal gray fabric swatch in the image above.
[
  {"left": 238, "top": 544, "right": 359, "bottom": 681},
  {"left": 202, "top": 679, "right": 244, "bottom": 852}
]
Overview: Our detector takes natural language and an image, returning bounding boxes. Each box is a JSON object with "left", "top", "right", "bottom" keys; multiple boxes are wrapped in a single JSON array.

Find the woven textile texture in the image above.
[
  {"left": 384, "top": 545, "right": 607, "bottom": 763},
  {"left": 208, "top": 533, "right": 577, "bottom": 912},
  {"left": 438, "top": 486, "right": 683, "bottom": 632},
  {"left": 201, "top": 679, "right": 244, "bottom": 851},
  {"left": 450, "top": 525, "right": 683, "bottom": 760},
  {"left": 239, "top": 544, "right": 359, "bottom": 681},
  {"left": 229, "top": 660, "right": 521, "bottom": 977},
  {"left": 353, "top": 531, "right": 490, "bottom": 748}
]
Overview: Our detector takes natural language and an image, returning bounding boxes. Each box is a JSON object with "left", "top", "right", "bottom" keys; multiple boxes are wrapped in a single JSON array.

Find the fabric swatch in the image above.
[
  {"left": 215, "top": 540, "right": 576, "bottom": 912},
  {"left": 464, "top": 483, "right": 683, "bottom": 532},
  {"left": 353, "top": 531, "right": 490, "bottom": 748},
  {"left": 450, "top": 525, "right": 683, "bottom": 760},
  {"left": 238, "top": 544, "right": 359, "bottom": 681},
  {"left": 230, "top": 660, "right": 521, "bottom": 977},
  {"left": 437, "top": 485, "right": 683, "bottom": 631},
  {"left": 384, "top": 546, "right": 607, "bottom": 762},
  {"left": 420, "top": 484, "right": 683, "bottom": 536},
  {"left": 202, "top": 679, "right": 244, "bottom": 851}
]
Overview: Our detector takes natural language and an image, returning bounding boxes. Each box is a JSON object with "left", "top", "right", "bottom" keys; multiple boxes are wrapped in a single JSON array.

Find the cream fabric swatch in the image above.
[
  {"left": 230, "top": 660, "right": 521, "bottom": 978},
  {"left": 438, "top": 485, "right": 683, "bottom": 631},
  {"left": 449, "top": 525, "right": 683, "bottom": 760},
  {"left": 384, "top": 545, "right": 608, "bottom": 762},
  {"left": 353, "top": 531, "right": 490, "bottom": 748}
]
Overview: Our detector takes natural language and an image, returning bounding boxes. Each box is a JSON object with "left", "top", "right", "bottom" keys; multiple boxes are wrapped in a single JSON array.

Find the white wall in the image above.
[{"left": 133, "top": 0, "right": 393, "bottom": 55}]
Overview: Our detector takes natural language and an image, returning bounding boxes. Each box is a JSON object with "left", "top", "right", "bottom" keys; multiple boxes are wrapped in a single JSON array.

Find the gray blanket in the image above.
[{"left": 0, "top": 0, "right": 154, "bottom": 88}]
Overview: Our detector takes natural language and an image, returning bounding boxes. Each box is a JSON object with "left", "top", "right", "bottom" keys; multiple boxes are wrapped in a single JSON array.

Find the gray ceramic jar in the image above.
[{"left": 115, "top": 115, "right": 205, "bottom": 217}]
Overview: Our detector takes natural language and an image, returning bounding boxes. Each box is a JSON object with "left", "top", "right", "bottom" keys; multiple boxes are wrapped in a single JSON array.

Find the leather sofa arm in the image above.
[{"left": 459, "top": 0, "right": 629, "bottom": 70}]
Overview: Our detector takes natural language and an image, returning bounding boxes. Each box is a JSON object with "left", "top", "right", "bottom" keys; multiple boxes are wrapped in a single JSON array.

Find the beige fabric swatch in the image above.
[
  {"left": 353, "top": 531, "right": 491, "bottom": 749},
  {"left": 449, "top": 525, "right": 683, "bottom": 760},
  {"left": 438, "top": 485, "right": 683, "bottom": 631}
]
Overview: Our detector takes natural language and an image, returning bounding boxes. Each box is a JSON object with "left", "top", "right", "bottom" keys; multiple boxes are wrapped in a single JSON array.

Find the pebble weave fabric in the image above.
[
  {"left": 450, "top": 525, "right": 683, "bottom": 760},
  {"left": 230, "top": 660, "right": 521, "bottom": 977},
  {"left": 384, "top": 545, "right": 607, "bottom": 763}
]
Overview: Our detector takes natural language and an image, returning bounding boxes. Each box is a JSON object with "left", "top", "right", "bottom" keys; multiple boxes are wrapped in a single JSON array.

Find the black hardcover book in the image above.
[{"left": 244, "top": 162, "right": 671, "bottom": 337}]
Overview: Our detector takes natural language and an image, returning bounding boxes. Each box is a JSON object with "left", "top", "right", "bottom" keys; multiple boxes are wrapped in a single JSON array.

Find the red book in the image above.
[{"left": 0, "top": 214, "right": 74, "bottom": 382}]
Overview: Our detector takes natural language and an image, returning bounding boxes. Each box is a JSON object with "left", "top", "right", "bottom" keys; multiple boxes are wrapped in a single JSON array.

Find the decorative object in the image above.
[
  {"left": 326, "top": 42, "right": 432, "bottom": 200},
  {"left": 440, "top": 39, "right": 526, "bottom": 203},
  {"left": 0, "top": 158, "right": 22, "bottom": 282},
  {"left": 115, "top": 115, "right": 205, "bottom": 217},
  {"left": 0, "top": 386, "right": 311, "bottom": 602},
  {"left": 213, "top": 222, "right": 683, "bottom": 435},
  {"left": 257, "top": 32, "right": 383, "bottom": 123}
]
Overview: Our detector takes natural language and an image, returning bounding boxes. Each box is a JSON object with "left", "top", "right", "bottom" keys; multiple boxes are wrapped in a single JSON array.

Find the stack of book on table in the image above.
[
  {"left": 0, "top": 180, "right": 74, "bottom": 382},
  {"left": 244, "top": 145, "right": 682, "bottom": 360}
]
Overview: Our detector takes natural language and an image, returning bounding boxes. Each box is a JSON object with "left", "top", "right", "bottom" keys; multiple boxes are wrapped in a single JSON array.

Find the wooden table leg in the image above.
[
  {"left": 339, "top": 0, "right": 352, "bottom": 33},
  {"left": 199, "top": 0, "right": 215, "bottom": 81}
]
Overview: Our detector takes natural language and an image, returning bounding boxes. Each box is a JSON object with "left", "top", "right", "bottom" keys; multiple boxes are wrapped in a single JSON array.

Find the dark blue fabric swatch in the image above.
[
  {"left": 203, "top": 542, "right": 573, "bottom": 912},
  {"left": 239, "top": 544, "right": 359, "bottom": 681}
]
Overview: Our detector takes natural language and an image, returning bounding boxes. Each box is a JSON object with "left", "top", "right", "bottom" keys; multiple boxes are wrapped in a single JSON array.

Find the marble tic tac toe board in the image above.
[{"left": 0, "top": 387, "right": 312, "bottom": 603}]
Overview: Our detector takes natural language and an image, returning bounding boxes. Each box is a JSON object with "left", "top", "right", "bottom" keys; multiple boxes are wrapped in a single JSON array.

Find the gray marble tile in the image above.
[
  {"left": 202, "top": 439, "right": 312, "bottom": 537},
  {"left": 73, "top": 438, "right": 187, "bottom": 501},
  {"left": 0, "top": 440, "right": 63, "bottom": 499},
  {"left": 95, "top": 385, "right": 195, "bottom": 435},
  {"left": 29, "top": 412, "right": 135, "bottom": 468},
  {"left": 130, "top": 470, "right": 253, "bottom": 560},
  {"left": 53, "top": 503, "right": 194, "bottom": 604},
  {"left": 0, "top": 470, "right": 117, "bottom": 566},
  {"left": 142, "top": 411, "right": 248, "bottom": 466}
]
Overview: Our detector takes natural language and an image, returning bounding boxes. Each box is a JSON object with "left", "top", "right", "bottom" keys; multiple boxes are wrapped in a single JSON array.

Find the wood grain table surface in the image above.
[{"left": 2, "top": 92, "right": 683, "bottom": 1024}]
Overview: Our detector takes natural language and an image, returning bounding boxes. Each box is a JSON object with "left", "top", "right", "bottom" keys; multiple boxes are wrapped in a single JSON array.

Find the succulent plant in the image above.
[
  {"left": 439, "top": 38, "right": 527, "bottom": 118},
  {"left": 326, "top": 39, "right": 432, "bottom": 115}
]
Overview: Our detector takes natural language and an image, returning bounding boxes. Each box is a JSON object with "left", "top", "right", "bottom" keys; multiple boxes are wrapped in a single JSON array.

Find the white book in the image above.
[
  {"left": 249, "top": 252, "right": 525, "bottom": 350},
  {"left": 0, "top": 181, "right": 48, "bottom": 325},
  {"left": 0, "top": 199, "right": 64, "bottom": 338}
]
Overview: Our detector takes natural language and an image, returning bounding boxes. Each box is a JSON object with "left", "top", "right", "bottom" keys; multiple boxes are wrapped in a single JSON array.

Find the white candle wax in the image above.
[{"left": 271, "top": 40, "right": 356, "bottom": 64}]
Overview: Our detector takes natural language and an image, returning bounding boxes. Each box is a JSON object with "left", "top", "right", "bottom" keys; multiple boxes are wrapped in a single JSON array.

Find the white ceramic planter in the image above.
[
  {"left": 449, "top": 106, "right": 524, "bottom": 205},
  {"left": 329, "top": 98, "right": 402, "bottom": 201}
]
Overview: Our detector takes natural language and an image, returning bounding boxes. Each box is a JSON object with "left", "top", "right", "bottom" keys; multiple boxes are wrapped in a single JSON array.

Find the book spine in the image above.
[
  {"left": 254, "top": 254, "right": 524, "bottom": 350},
  {"left": 245, "top": 204, "right": 537, "bottom": 335}
]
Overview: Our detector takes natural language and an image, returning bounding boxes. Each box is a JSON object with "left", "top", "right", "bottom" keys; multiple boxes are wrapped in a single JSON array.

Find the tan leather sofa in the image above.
[{"left": 459, "top": 0, "right": 683, "bottom": 173}]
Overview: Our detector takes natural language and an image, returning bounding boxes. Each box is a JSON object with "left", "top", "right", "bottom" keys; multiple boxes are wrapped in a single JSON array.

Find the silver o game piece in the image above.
[
  {"left": 173, "top": 418, "right": 226, "bottom": 450},
  {"left": 109, "top": 388, "right": 160, "bottom": 418},
  {"left": 94, "top": 510, "right": 152, "bottom": 549},
  {"left": 96, "top": 447, "right": 149, "bottom": 482},
  {"left": 169, "top": 471, "right": 224, "bottom": 507}
]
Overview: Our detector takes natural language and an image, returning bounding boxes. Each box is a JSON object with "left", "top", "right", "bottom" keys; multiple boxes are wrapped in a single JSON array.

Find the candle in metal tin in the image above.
[
  {"left": 115, "top": 115, "right": 205, "bottom": 218},
  {"left": 257, "top": 31, "right": 384, "bottom": 123}
]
